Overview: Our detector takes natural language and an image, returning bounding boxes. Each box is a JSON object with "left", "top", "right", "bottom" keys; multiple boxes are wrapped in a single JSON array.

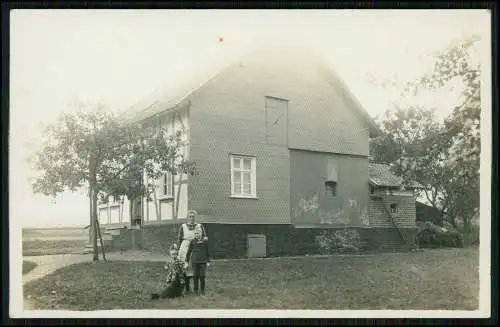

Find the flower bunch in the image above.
[{"left": 164, "top": 258, "right": 186, "bottom": 284}]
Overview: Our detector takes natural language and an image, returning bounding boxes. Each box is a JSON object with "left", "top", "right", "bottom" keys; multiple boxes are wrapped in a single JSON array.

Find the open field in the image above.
[
  {"left": 24, "top": 247, "right": 479, "bottom": 311},
  {"left": 22, "top": 227, "right": 88, "bottom": 256}
]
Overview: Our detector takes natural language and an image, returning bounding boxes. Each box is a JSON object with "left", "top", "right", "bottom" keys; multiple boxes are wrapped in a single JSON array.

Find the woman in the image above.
[{"left": 175, "top": 209, "right": 207, "bottom": 293}]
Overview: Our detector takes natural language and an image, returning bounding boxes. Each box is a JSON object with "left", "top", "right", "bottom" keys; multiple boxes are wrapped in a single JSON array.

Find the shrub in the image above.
[
  {"left": 417, "top": 222, "right": 464, "bottom": 248},
  {"left": 462, "top": 226, "right": 480, "bottom": 247},
  {"left": 315, "top": 229, "right": 363, "bottom": 254}
]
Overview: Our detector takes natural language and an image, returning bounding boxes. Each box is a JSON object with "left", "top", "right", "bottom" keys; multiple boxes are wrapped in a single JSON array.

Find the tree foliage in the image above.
[
  {"left": 31, "top": 105, "right": 198, "bottom": 259},
  {"left": 370, "top": 35, "right": 481, "bottom": 231},
  {"left": 370, "top": 105, "right": 441, "bottom": 188}
]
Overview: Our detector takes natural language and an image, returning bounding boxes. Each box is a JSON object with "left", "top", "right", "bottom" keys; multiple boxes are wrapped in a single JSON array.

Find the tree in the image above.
[
  {"left": 370, "top": 105, "right": 441, "bottom": 188},
  {"left": 408, "top": 35, "right": 481, "bottom": 231},
  {"left": 99, "top": 127, "right": 197, "bottom": 229},
  {"left": 31, "top": 105, "right": 197, "bottom": 260},
  {"left": 413, "top": 125, "right": 455, "bottom": 221},
  {"left": 405, "top": 35, "right": 481, "bottom": 168},
  {"left": 370, "top": 34, "right": 481, "bottom": 231}
]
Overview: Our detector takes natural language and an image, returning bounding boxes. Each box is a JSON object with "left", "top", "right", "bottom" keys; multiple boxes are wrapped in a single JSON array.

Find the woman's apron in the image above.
[{"left": 177, "top": 223, "right": 199, "bottom": 277}]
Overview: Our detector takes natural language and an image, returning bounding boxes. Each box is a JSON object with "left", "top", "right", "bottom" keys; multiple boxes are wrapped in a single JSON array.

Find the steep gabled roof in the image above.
[
  {"left": 123, "top": 36, "right": 381, "bottom": 137},
  {"left": 123, "top": 55, "right": 241, "bottom": 123}
]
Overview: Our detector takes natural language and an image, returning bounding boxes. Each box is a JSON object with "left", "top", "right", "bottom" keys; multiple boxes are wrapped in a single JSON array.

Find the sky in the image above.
[{"left": 9, "top": 9, "right": 490, "bottom": 228}]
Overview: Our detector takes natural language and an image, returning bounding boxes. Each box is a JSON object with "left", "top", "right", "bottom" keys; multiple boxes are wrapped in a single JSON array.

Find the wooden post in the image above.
[
  {"left": 153, "top": 186, "right": 160, "bottom": 220},
  {"left": 89, "top": 191, "right": 93, "bottom": 246},
  {"left": 171, "top": 114, "right": 176, "bottom": 220},
  {"left": 175, "top": 181, "right": 182, "bottom": 219},
  {"left": 91, "top": 187, "right": 99, "bottom": 261},
  {"left": 96, "top": 219, "right": 107, "bottom": 261},
  {"left": 132, "top": 228, "right": 136, "bottom": 250}
]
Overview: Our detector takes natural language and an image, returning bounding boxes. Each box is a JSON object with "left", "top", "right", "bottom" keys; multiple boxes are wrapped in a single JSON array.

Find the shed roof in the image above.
[
  {"left": 369, "top": 163, "right": 402, "bottom": 188},
  {"left": 369, "top": 163, "right": 422, "bottom": 189}
]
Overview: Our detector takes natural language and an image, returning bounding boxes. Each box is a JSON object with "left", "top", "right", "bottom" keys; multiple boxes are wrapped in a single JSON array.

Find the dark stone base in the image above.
[{"left": 103, "top": 223, "right": 417, "bottom": 259}]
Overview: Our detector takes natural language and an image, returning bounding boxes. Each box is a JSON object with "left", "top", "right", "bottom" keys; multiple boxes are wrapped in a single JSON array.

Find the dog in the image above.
[{"left": 151, "top": 248, "right": 186, "bottom": 300}]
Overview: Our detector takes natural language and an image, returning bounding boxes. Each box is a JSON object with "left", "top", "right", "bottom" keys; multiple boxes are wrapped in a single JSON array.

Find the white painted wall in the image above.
[{"left": 97, "top": 107, "right": 190, "bottom": 225}]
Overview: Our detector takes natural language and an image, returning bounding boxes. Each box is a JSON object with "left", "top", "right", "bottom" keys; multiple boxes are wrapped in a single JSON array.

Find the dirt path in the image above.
[{"left": 23, "top": 254, "right": 92, "bottom": 284}]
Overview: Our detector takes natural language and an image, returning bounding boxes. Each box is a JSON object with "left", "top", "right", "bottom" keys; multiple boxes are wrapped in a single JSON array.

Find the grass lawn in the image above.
[
  {"left": 22, "top": 261, "right": 38, "bottom": 275},
  {"left": 24, "top": 247, "right": 479, "bottom": 311}
]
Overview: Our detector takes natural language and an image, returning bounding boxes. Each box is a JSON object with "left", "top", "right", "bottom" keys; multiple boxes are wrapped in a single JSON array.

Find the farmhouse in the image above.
[{"left": 93, "top": 39, "right": 419, "bottom": 258}]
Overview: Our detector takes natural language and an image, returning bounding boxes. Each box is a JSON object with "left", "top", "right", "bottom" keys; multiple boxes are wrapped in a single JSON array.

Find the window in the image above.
[
  {"left": 230, "top": 155, "right": 257, "bottom": 198},
  {"left": 390, "top": 203, "right": 398, "bottom": 214},
  {"left": 325, "top": 181, "right": 337, "bottom": 197},
  {"left": 160, "top": 172, "right": 173, "bottom": 198}
]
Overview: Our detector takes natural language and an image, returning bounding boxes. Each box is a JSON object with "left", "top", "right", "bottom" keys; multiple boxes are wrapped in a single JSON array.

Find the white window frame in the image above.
[
  {"left": 230, "top": 155, "right": 257, "bottom": 198},
  {"left": 158, "top": 171, "right": 173, "bottom": 199}
]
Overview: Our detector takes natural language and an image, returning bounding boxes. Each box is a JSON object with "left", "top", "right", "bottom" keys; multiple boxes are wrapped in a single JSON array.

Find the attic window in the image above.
[
  {"left": 390, "top": 203, "right": 398, "bottom": 214},
  {"left": 325, "top": 181, "right": 337, "bottom": 197}
]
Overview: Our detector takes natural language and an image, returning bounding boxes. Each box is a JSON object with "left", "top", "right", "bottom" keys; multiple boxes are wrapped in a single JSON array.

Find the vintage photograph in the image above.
[{"left": 9, "top": 9, "right": 491, "bottom": 318}]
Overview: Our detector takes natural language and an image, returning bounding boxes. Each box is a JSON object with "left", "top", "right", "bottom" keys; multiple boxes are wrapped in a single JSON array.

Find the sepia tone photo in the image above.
[{"left": 9, "top": 9, "right": 491, "bottom": 319}]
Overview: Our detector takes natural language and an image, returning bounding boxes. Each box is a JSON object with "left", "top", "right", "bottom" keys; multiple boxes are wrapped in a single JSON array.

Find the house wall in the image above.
[
  {"left": 242, "top": 46, "right": 371, "bottom": 156},
  {"left": 368, "top": 194, "right": 417, "bottom": 229},
  {"left": 103, "top": 223, "right": 414, "bottom": 257},
  {"left": 98, "top": 197, "right": 128, "bottom": 226},
  {"left": 143, "top": 107, "right": 190, "bottom": 222},
  {"left": 187, "top": 66, "right": 291, "bottom": 225},
  {"left": 97, "top": 108, "right": 190, "bottom": 226},
  {"left": 290, "top": 149, "right": 370, "bottom": 227},
  {"left": 186, "top": 48, "right": 370, "bottom": 224}
]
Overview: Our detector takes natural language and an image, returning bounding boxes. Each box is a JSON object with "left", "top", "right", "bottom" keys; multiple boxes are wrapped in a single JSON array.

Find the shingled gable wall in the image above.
[
  {"left": 185, "top": 42, "right": 371, "bottom": 225},
  {"left": 100, "top": 42, "right": 414, "bottom": 257}
]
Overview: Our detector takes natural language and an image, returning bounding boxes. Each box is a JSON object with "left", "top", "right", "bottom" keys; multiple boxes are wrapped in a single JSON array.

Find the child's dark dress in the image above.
[
  {"left": 185, "top": 238, "right": 210, "bottom": 294},
  {"left": 185, "top": 238, "right": 210, "bottom": 276}
]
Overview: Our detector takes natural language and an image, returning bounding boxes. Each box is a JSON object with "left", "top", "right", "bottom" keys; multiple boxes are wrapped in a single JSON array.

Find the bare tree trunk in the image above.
[
  {"left": 96, "top": 218, "right": 107, "bottom": 262},
  {"left": 130, "top": 198, "right": 136, "bottom": 250},
  {"left": 463, "top": 216, "right": 472, "bottom": 233},
  {"left": 89, "top": 192, "right": 93, "bottom": 247},
  {"left": 90, "top": 187, "right": 99, "bottom": 261},
  {"left": 448, "top": 215, "right": 457, "bottom": 228}
]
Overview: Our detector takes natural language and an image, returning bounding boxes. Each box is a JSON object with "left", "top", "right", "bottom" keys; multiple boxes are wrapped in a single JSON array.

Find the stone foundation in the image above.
[{"left": 103, "top": 223, "right": 417, "bottom": 258}]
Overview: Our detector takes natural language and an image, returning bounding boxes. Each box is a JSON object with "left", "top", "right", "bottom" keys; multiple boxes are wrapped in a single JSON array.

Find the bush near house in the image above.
[
  {"left": 315, "top": 229, "right": 363, "bottom": 254},
  {"left": 416, "top": 222, "right": 464, "bottom": 249},
  {"left": 462, "top": 225, "right": 480, "bottom": 247}
]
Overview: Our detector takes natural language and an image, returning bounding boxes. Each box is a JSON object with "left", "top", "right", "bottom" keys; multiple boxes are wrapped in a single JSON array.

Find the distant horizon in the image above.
[{"left": 22, "top": 225, "right": 88, "bottom": 230}]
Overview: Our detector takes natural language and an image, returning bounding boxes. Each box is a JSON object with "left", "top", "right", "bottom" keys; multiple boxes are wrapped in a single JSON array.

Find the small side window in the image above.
[
  {"left": 390, "top": 203, "right": 398, "bottom": 214},
  {"left": 325, "top": 181, "right": 337, "bottom": 197}
]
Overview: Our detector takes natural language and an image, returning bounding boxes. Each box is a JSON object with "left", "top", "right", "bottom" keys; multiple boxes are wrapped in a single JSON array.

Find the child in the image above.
[
  {"left": 185, "top": 227, "right": 210, "bottom": 295},
  {"left": 151, "top": 244, "right": 186, "bottom": 300}
]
